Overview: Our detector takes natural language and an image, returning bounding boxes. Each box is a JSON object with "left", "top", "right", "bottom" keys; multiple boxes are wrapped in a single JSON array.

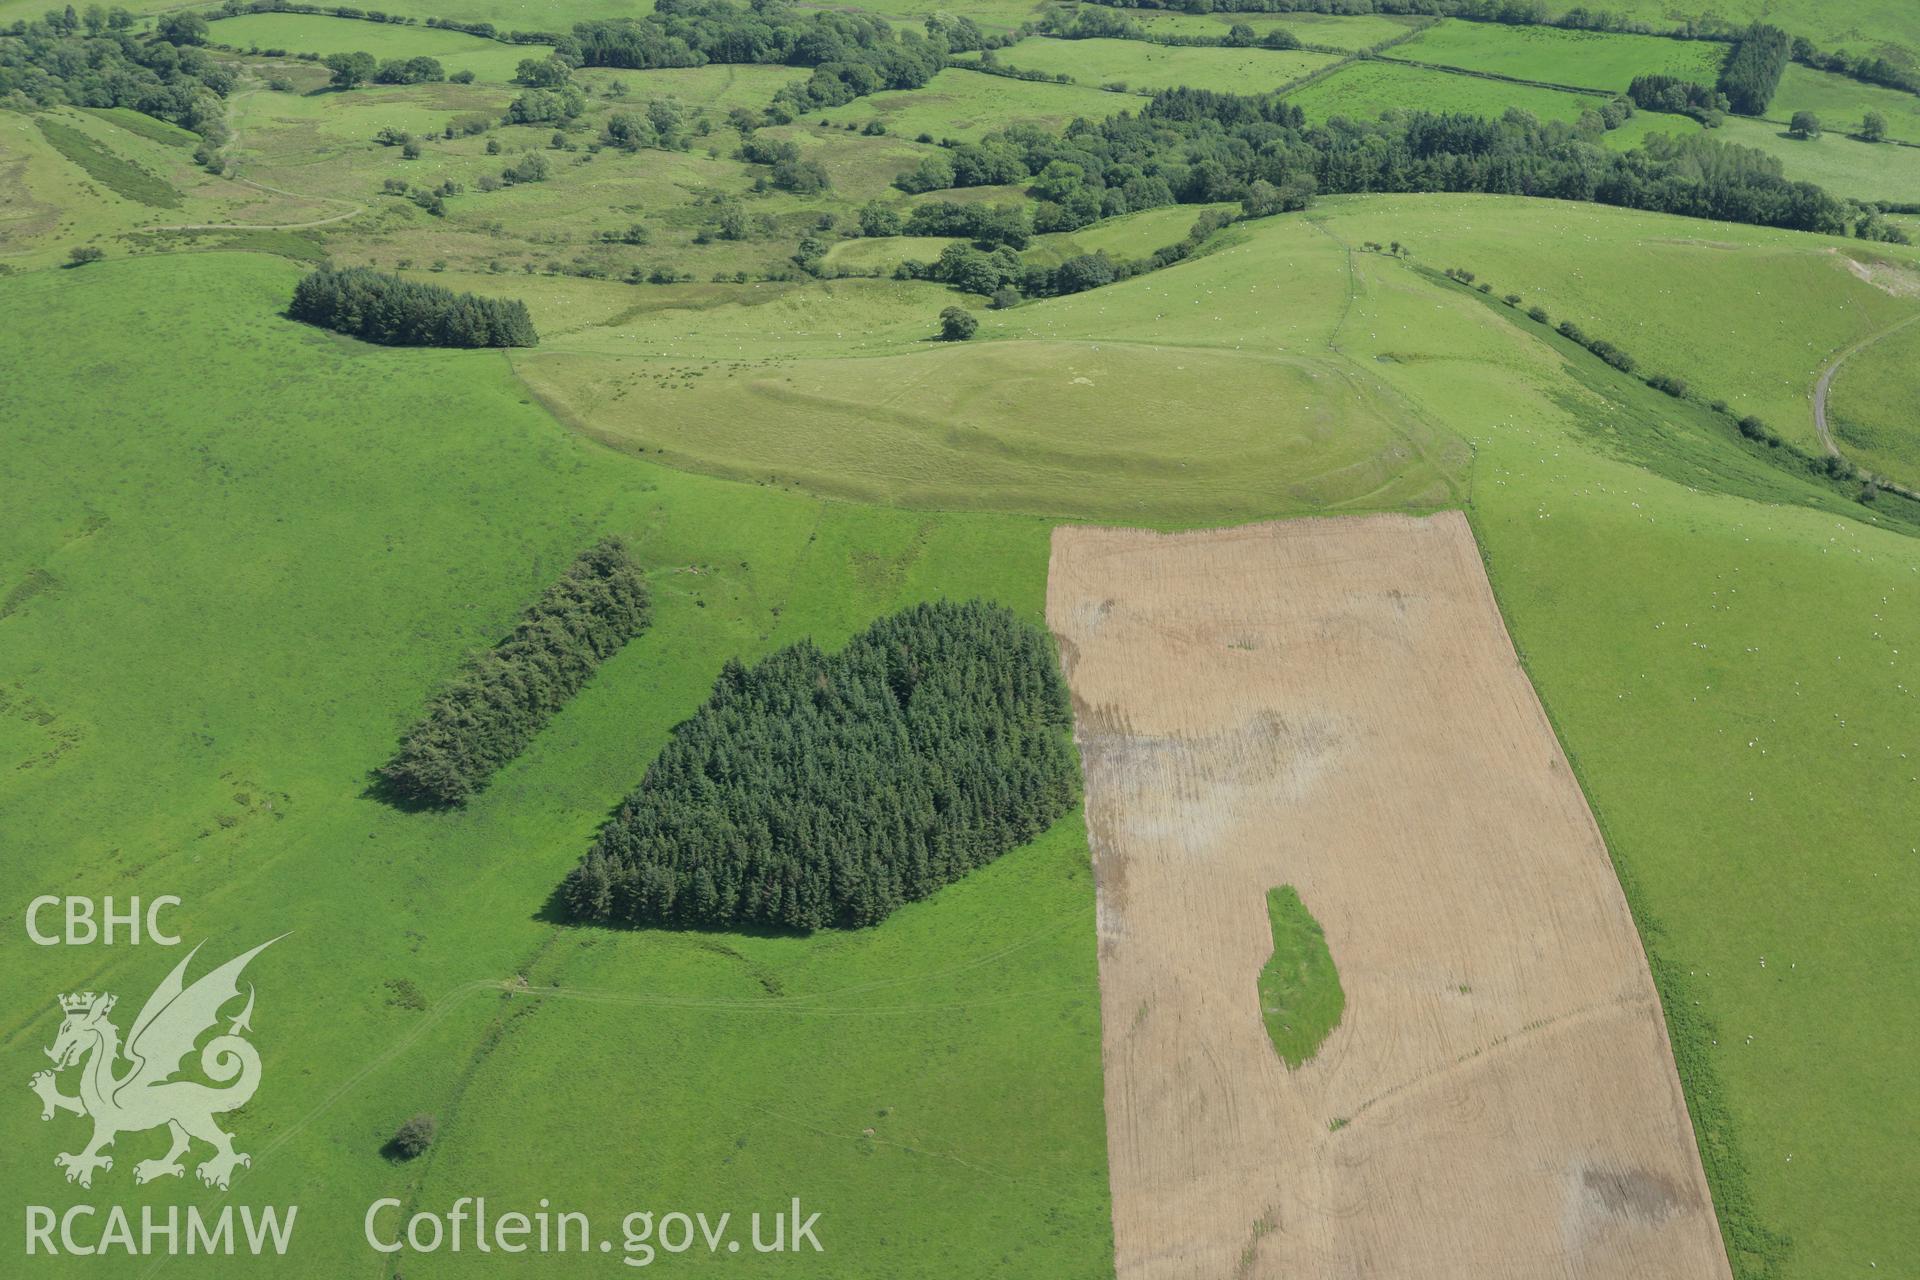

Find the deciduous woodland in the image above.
[
  {"left": 379, "top": 537, "right": 650, "bottom": 807},
  {"left": 560, "top": 600, "right": 1080, "bottom": 930},
  {"left": 920, "top": 89, "right": 1884, "bottom": 240},
  {"left": 556, "top": 1, "right": 957, "bottom": 116}
]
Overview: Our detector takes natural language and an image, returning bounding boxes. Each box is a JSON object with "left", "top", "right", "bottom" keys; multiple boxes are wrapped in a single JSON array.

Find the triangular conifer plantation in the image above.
[{"left": 560, "top": 599, "right": 1080, "bottom": 931}]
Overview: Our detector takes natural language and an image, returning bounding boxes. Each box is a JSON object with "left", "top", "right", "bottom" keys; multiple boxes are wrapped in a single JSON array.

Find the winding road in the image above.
[{"left": 1810, "top": 313, "right": 1920, "bottom": 501}]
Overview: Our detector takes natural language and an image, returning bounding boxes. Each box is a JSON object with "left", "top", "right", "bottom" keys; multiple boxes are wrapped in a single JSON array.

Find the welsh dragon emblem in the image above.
[{"left": 31, "top": 937, "right": 282, "bottom": 1190}]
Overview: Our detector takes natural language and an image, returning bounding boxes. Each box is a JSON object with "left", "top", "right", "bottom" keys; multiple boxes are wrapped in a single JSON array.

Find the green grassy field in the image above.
[
  {"left": 511, "top": 212, "right": 1469, "bottom": 521},
  {"left": 1826, "top": 316, "right": 1920, "bottom": 484},
  {"left": 1307, "top": 193, "right": 1920, "bottom": 456},
  {"left": 208, "top": 12, "right": 548, "bottom": 81},
  {"left": 808, "top": 68, "right": 1127, "bottom": 143},
  {"left": 1128, "top": 8, "right": 1420, "bottom": 51},
  {"left": 1714, "top": 116, "right": 1920, "bottom": 203},
  {"left": 822, "top": 203, "right": 1235, "bottom": 274},
  {"left": 1026, "top": 200, "right": 1235, "bottom": 261},
  {"left": 1767, "top": 62, "right": 1920, "bottom": 145},
  {"left": 1284, "top": 58, "right": 1605, "bottom": 124},
  {"left": 1600, "top": 98, "right": 1920, "bottom": 203},
  {"left": 0, "top": 0, "right": 630, "bottom": 26},
  {"left": 811, "top": 0, "right": 1048, "bottom": 32},
  {"left": 0, "top": 251, "right": 1115, "bottom": 1277},
  {"left": 1602, "top": 0, "right": 1920, "bottom": 63},
  {"left": 978, "top": 36, "right": 1340, "bottom": 94},
  {"left": 1393, "top": 20, "right": 1726, "bottom": 92}
]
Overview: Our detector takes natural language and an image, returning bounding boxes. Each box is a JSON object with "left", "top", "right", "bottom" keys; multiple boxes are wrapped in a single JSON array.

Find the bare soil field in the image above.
[{"left": 1046, "top": 512, "right": 1731, "bottom": 1280}]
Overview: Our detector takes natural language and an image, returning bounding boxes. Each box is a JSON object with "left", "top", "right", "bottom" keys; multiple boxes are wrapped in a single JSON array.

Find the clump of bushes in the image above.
[
  {"left": 939, "top": 306, "right": 978, "bottom": 340},
  {"left": 1627, "top": 74, "right": 1724, "bottom": 125},
  {"left": 288, "top": 266, "right": 538, "bottom": 348},
  {"left": 378, "top": 537, "right": 651, "bottom": 807},
  {"left": 559, "top": 600, "right": 1080, "bottom": 931},
  {"left": 387, "top": 1113, "right": 435, "bottom": 1159}
]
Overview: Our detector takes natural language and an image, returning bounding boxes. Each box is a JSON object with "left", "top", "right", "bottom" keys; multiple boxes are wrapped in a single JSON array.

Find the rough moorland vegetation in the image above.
[
  {"left": 378, "top": 537, "right": 651, "bottom": 807},
  {"left": 289, "top": 266, "right": 538, "bottom": 348},
  {"left": 560, "top": 600, "right": 1080, "bottom": 931}
]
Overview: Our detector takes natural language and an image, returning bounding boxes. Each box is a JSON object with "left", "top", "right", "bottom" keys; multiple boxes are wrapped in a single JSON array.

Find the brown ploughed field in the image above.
[{"left": 1046, "top": 512, "right": 1731, "bottom": 1280}]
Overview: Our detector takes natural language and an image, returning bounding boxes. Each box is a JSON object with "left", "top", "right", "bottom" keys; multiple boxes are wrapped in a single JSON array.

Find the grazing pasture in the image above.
[
  {"left": 978, "top": 37, "right": 1340, "bottom": 94},
  {"left": 0, "top": 251, "right": 1116, "bottom": 1278},
  {"left": 1767, "top": 62, "right": 1920, "bottom": 144},
  {"left": 1600, "top": 0, "right": 1920, "bottom": 63},
  {"left": 1129, "top": 9, "right": 1419, "bottom": 51},
  {"left": 1024, "top": 200, "right": 1236, "bottom": 262},
  {"left": 1049, "top": 513, "right": 1730, "bottom": 1280},
  {"left": 1284, "top": 58, "right": 1604, "bottom": 124},
  {"left": 814, "top": 0, "right": 1048, "bottom": 33},
  {"left": 808, "top": 68, "right": 1127, "bottom": 142},
  {"left": 1609, "top": 108, "right": 1920, "bottom": 203},
  {"left": 1826, "top": 316, "right": 1920, "bottom": 484},
  {"left": 1309, "top": 193, "right": 1920, "bottom": 455},
  {"left": 517, "top": 338, "right": 1466, "bottom": 522},
  {"left": 1715, "top": 116, "right": 1920, "bottom": 203},
  {"left": 209, "top": 12, "right": 546, "bottom": 81},
  {"left": 1392, "top": 21, "right": 1726, "bottom": 92}
]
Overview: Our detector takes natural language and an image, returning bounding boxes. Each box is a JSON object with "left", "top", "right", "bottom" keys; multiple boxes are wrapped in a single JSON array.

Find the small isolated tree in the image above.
[
  {"left": 67, "top": 245, "right": 104, "bottom": 267},
  {"left": 1788, "top": 110, "right": 1821, "bottom": 139},
  {"left": 325, "top": 51, "right": 377, "bottom": 90},
  {"left": 1860, "top": 110, "right": 1887, "bottom": 143},
  {"left": 387, "top": 1113, "right": 435, "bottom": 1159},
  {"left": 939, "top": 306, "right": 977, "bottom": 341},
  {"left": 990, "top": 284, "right": 1020, "bottom": 310}
]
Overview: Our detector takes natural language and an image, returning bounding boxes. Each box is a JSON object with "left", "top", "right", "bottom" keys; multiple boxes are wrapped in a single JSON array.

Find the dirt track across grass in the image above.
[{"left": 1046, "top": 512, "right": 1731, "bottom": 1280}]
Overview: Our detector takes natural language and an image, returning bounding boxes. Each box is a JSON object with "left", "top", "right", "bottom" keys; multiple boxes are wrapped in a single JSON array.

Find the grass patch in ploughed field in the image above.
[{"left": 1258, "top": 885, "right": 1345, "bottom": 1069}]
